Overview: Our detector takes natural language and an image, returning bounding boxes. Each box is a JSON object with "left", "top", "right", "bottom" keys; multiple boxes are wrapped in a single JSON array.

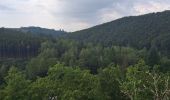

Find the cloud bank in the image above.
[{"left": 0, "top": 0, "right": 170, "bottom": 31}]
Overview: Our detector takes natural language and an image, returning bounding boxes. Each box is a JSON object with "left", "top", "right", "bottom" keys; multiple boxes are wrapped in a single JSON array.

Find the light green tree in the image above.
[{"left": 2, "top": 67, "right": 30, "bottom": 100}]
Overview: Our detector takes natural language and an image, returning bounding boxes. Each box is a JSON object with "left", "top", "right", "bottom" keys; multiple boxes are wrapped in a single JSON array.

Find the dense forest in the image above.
[
  {"left": 0, "top": 11, "right": 170, "bottom": 100},
  {"left": 68, "top": 10, "right": 170, "bottom": 58}
]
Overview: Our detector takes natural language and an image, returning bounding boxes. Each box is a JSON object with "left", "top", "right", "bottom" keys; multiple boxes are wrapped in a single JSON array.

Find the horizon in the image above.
[
  {"left": 1, "top": 0, "right": 170, "bottom": 32},
  {"left": 1, "top": 10, "right": 169, "bottom": 32}
]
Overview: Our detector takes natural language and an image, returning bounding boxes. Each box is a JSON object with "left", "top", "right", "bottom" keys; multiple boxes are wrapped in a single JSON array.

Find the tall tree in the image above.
[{"left": 147, "top": 46, "right": 160, "bottom": 66}]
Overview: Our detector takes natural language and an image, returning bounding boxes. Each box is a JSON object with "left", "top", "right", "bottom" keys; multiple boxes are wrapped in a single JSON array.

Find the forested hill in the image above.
[
  {"left": 16, "top": 26, "right": 66, "bottom": 37},
  {"left": 0, "top": 28, "right": 46, "bottom": 58},
  {"left": 0, "top": 27, "right": 66, "bottom": 58},
  {"left": 67, "top": 10, "right": 170, "bottom": 56}
]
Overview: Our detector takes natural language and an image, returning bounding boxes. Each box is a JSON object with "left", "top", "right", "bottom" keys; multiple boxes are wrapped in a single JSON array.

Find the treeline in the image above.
[
  {"left": 26, "top": 39, "right": 170, "bottom": 79},
  {"left": 26, "top": 39, "right": 140, "bottom": 79},
  {"left": 0, "top": 39, "right": 169, "bottom": 81},
  {"left": 19, "top": 26, "right": 66, "bottom": 37}
]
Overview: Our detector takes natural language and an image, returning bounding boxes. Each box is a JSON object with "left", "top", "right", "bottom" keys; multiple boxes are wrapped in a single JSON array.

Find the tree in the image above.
[
  {"left": 143, "top": 70, "right": 170, "bottom": 100},
  {"left": 147, "top": 46, "right": 160, "bottom": 66},
  {"left": 98, "top": 65, "right": 123, "bottom": 100},
  {"left": 28, "top": 77, "right": 58, "bottom": 100},
  {"left": 119, "top": 60, "right": 151, "bottom": 100},
  {"left": 119, "top": 60, "right": 170, "bottom": 100},
  {"left": 47, "top": 64, "right": 101, "bottom": 100},
  {"left": 78, "top": 45, "right": 103, "bottom": 73},
  {"left": 26, "top": 57, "right": 57, "bottom": 79},
  {"left": 0, "top": 65, "right": 9, "bottom": 84},
  {"left": 61, "top": 47, "right": 78, "bottom": 66},
  {"left": 26, "top": 42, "right": 58, "bottom": 79},
  {"left": 2, "top": 67, "right": 30, "bottom": 100}
]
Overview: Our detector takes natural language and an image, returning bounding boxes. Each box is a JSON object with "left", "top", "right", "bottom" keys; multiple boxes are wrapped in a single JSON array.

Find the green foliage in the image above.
[
  {"left": 28, "top": 64, "right": 101, "bottom": 100},
  {"left": 78, "top": 45, "right": 103, "bottom": 73},
  {"left": 119, "top": 60, "right": 149, "bottom": 100},
  {"left": 160, "top": 57, "right": 170, "bottom": 72},
  {"left": 143, "top": 70, "right": 170, "bottom": 100},
  {"left": 67, "top": 11, "right": 170, "bottom": 57},
  {"left": 98, "top": 65, "right": 123, "bottom": 100},
  {"left": 28, "top": 77, "right": 57, "bottom": 100},
  {"left": 119, "top": 60, "right": 170, "bottom": 100},
  {"left": 48, "top": 64, "right": 101, "bottom": 100},
  {"left": 1, "top": 67, "right": 30, "bottom": 100},
  {"left": 147, "top": 46, "right": 160, "bottom": 66},
  {"left": 26, "top": 52, "right": 58, "bottom": 79},
  {"left": 0, "top": 28, "right": 44, "bottom": 58},
  {"left": 0, "top": 61, "right": 170, "bottom": 100},
  {"left": 20, "top": 26, "right": 66, "bottom": 37}
]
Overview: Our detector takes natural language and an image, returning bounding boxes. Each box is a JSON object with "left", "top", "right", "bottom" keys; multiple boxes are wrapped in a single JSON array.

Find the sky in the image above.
[{"left": 0, "top": 0, "right": 170, "bottom": 32}]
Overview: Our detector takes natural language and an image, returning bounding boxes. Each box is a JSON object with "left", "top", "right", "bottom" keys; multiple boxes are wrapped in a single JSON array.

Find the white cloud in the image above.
[
  {"left": 99, "top": 9, "right": 121, "bottom": 23},
  {"left": 134, "top": 1, "right": 170, "bottom": 14},
  {"left": 0, "top": 0, "right": 170, "bottom": 31}
]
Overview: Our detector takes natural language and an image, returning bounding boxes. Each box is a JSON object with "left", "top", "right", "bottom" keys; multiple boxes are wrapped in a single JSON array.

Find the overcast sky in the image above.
[{"left": 0, "top": 0, "right": 170, "bottom": 32}]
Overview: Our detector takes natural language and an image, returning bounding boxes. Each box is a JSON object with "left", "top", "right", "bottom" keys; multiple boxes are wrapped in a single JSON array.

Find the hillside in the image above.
[
  {"left": 67, "top": 10, "right": 170, "bottom": 57},
  {"left": 17, "top": 26, "right": 66, "bottom": 37},
  {"left": 0, "top": 28, "right": 46, "bottom": 58},
  {"left": 0, "top": 27, "right": 67, "bottom": 58}
]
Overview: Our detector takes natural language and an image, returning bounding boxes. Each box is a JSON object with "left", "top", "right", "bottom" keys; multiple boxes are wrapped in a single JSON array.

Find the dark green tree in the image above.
[{"left": 147, "top": 46, "right": 160, "bottom": 66}]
